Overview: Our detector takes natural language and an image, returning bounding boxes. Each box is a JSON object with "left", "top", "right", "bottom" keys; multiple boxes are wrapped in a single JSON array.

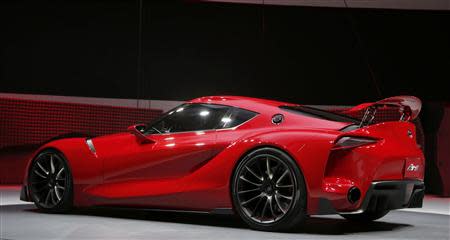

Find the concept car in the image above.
[{"left": 21, "top": 95, "right": 425, "bottom": 231}]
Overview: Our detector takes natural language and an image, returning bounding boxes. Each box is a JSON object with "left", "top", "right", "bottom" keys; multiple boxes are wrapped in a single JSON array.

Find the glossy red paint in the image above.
[{"left": 22, "top": 96, "right": 425, "bottom": 214}]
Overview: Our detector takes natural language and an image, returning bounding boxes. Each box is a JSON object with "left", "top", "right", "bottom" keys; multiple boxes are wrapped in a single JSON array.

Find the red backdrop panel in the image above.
[{"left": 0, "top": 97, "right": 163, "bottom": 184}]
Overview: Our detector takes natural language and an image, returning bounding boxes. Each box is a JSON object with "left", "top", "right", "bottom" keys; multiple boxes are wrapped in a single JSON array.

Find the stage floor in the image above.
[{"left": 1, "top": 186, "right": 449, "bottom": 240}]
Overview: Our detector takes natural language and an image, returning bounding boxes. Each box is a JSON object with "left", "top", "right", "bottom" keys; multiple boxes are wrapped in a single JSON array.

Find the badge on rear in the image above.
[{"left": 406, "top": 164, "right": 419, "bottom": 172}]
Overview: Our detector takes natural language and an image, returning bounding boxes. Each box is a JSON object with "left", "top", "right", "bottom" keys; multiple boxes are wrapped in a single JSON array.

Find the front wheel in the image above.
[
  {"left": 231, "top": 148, "right": 307, "bottom": 232},
  {"left": 340, "top": 210, "right": 390, "bottom": 222},
  {"left": 28, "top": 149, "right": 73, "bottom": 213}
]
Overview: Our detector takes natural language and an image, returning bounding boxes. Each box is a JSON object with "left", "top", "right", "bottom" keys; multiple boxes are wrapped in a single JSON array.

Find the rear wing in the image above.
[{"left": 342, "top": 96, "right": 422, "bottom": 127}]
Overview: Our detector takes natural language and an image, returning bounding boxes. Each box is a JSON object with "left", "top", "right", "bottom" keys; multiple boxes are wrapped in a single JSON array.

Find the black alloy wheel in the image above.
[
  {"left": 232, "top": 147, "right": 307, "bottom": 231},
  {"left": 28, "top": 150, "right": 73, "bottom": 212}
]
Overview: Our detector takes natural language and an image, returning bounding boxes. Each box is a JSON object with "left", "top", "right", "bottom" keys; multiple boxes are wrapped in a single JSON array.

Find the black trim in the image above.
[
  {"left": 317, "top": 198, "right": 337, "bottom": 214},
  {"left": 210, "top": 208, "right": 234, "bottom": 215},
  {"left": 280, "top": 105, "right": 361, "bottom": 124},
  {"left": 317, "top": 180, "right": 425, "bottom": 215},
  {"left": 42, "top": 132, "right": 93, "bottom": 145},
  {"left": 406, "top": 186, "right": 425, "bottom": 208},
  {"left": 350, "top": 180, "right": 425, "bottom": 213},
  {"left": 20, "top": 185, "right": 31, "bottom": 202},
  {"left": 91, "top": 206, "right": 235, "bottom": 216}
]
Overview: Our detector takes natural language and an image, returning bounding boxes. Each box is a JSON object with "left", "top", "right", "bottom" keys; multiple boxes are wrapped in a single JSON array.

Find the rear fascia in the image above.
[{"left": 319, "top": 121, "right": 425, "bottom": 213}]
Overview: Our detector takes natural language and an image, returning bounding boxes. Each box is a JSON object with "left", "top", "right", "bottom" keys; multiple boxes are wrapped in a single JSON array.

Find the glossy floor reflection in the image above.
[{"left": 1, "top": 187, "right": 449, "bottom": 240}]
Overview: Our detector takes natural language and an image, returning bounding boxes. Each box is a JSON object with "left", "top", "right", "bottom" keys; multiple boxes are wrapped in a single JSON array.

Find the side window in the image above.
[
  {"left": 217, "top": 107, "right": 258, "bottom": 129},
  {"left": 149, "top": 104, "right": 231, "bottom": 133}
]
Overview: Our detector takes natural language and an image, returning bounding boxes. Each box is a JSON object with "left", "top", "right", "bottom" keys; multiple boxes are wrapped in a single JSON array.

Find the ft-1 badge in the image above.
[{"left": 407, "top": 164, "right": 420, "bottom": 172}]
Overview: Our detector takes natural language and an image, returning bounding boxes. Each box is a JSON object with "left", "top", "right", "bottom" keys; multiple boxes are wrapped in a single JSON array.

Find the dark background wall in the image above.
[{"left": 1, "top": 0, "right": 449, "bottom": 105}]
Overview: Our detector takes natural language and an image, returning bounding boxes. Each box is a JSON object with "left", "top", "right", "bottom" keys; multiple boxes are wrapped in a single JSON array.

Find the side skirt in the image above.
[{"left": 90, "top": 206, "right": 235, "bottom": 216}]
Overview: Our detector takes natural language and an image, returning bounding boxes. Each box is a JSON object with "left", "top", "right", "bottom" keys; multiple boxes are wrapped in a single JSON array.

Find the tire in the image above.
[
  {"left": 340, "top": 210, "right": 390, "bottom": 222},
  {"left": 231, "top": 147, "right": 307, "bottom": 232},
  {"left": 28, "top": 149, "right": 73, "bottom": 213}
]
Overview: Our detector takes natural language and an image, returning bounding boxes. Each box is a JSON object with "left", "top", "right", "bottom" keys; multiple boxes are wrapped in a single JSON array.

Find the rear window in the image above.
[
  {"left": 217, "top": 107, "right": 258, "bottom": 129},
  {"left": 279, "top": 105, "right": 360, "bottom": 124}
]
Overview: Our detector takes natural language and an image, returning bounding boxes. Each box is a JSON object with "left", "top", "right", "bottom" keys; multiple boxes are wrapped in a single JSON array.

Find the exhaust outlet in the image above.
[{"left": 347, "top": 187, "right": 361, "bottom": 203}]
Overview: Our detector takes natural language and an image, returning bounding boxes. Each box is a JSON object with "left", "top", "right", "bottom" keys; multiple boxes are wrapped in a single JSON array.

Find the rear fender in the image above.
[{"left": 180, "top": 129, "right": 339, "bottom": 213}]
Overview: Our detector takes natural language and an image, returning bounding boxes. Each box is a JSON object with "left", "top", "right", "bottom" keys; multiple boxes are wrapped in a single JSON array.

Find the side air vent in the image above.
[{"left": 86, "top": 139, "right": 97, "bottom": 156}]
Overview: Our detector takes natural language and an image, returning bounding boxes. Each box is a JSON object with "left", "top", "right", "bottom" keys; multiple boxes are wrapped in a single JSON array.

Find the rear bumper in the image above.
[{"left": 339, "top": 180, "right": 424, "bottom": 214}]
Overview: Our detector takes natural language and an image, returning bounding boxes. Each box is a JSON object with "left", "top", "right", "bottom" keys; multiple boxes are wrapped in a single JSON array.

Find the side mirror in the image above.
[{"left": 127, "top": 124, "right": 154, "bottom": 144}]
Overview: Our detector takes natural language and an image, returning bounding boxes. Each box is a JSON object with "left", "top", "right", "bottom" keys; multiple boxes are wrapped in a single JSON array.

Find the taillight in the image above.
[{"left": 332, "top": 136, "right": 378, "bottom": 150}]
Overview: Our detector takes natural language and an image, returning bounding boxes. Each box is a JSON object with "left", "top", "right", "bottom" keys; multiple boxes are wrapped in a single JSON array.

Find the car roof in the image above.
[
  {"left": 188, "top": 96, "right": 298, "bottom": 113},
  {"left": 188, "top": 96, "right": 352, "bottom": 130}
]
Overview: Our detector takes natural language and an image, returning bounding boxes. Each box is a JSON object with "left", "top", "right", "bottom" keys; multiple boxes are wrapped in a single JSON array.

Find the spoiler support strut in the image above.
[
  {"left": 359, "top": 106, "right": 377, "bottom": 128},
  {"left": 345, "top": 96, "right": 421, "bottom": 128}
]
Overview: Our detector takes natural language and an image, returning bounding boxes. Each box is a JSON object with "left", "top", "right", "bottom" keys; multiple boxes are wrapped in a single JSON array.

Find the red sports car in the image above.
[{"left": 20, "top": 95, "right": 425, "bottom": 231}]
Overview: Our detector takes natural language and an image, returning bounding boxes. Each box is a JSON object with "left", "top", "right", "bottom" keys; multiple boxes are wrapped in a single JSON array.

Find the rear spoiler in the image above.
[{"left": 342, "top": 96, "right": 421, "bottom": 127}]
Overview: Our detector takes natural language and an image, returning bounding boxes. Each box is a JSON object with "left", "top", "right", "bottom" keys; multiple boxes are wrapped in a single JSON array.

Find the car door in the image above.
[{"left": 98, "top": 103, "right": 230, "bottom": 205}]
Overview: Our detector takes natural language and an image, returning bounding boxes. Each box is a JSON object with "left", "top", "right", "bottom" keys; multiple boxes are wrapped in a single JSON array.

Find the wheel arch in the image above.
[
  {"left": 225, "top": 128, "right": 338, "bottom": 214},
  {"left": 27, "top": 147, "right": 73, "bottom": 174},
  {"left": 26, "top": 146, "right": 75, "bottom": 212},
  {"left": 25, "top": 147, "right": 75, "bottom": 193},
  {"left": 25, "top": 146, "right": 71, "bottom": 184},
  {"left": 228, "top": 144, "right": 308, "bottom": 211},
  {"left": 24, "top": 136, "right": 98, "bottom": 185}
]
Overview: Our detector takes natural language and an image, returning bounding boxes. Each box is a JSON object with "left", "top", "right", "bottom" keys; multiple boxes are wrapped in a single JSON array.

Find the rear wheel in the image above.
[
  {"left": 28, "top": 150, "right": 73, "bottom": 213},
  {"left": 231, "top": 148, "right": 307, "bottom": 232},
  {"left": 340, "top": 210, "right": 390, "bottom": 222}
]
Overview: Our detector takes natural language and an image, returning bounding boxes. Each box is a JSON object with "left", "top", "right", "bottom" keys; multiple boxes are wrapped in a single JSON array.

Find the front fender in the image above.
[{"left": 22, "top": 137, "right": 101, "bottom": 207}]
